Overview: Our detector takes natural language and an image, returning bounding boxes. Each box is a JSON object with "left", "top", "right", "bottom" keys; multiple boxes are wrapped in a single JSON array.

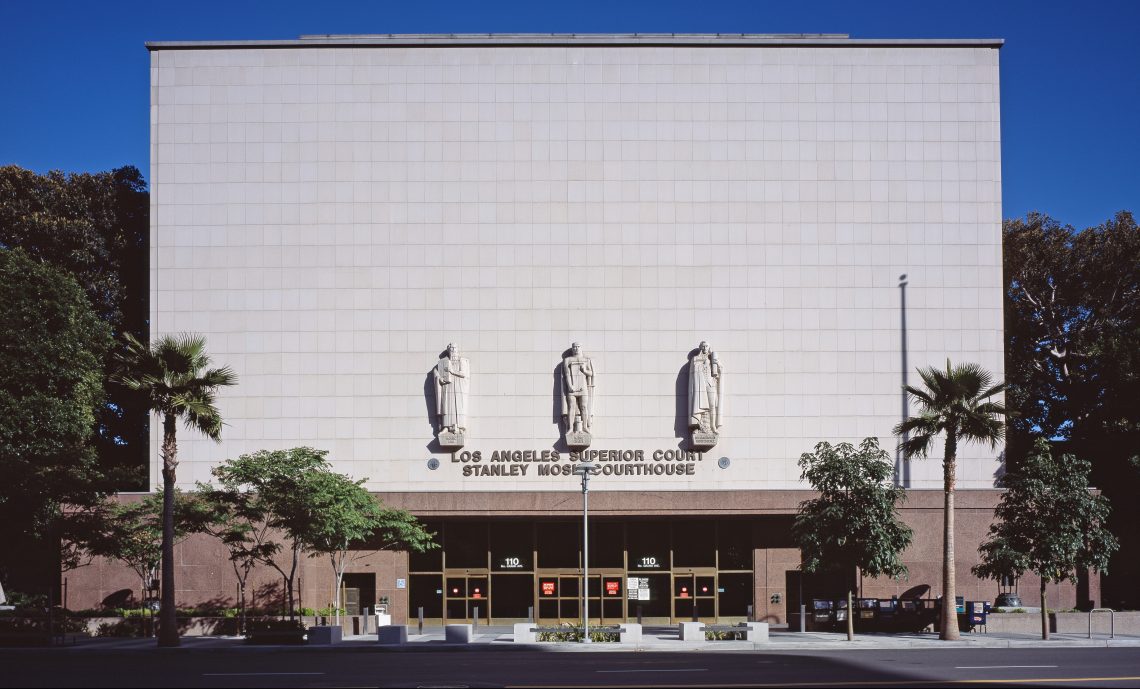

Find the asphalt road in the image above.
[{"left": 2, "top": 647, "right": 1139, "bottom": 687}]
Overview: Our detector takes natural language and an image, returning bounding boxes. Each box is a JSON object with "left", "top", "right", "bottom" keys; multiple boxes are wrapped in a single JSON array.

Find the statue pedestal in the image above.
[
  {"left": 438, "top": 431, "right": 465, "bottom": 450},
  {"left": 690, "top": 431, "right": 719, "bottom": 451},
  {"left": 565, "top": 431, "right": 592, "bottom": 450}
]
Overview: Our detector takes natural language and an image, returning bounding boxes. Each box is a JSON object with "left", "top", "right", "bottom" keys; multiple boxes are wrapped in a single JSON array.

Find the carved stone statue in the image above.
[
  {"left": 688, "top": 341, "right": 723, "bottom": 449},
  {"left": 560, "top": 342, "right": 595, "bottom": 449},
  {"left": 433, "top": 343, "right": 469, "bottom": 449}
]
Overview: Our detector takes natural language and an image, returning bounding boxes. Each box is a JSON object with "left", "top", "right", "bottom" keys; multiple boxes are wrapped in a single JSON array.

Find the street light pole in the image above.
[{"left": 573, "top": 461, "right": 599, "bottom": 644}]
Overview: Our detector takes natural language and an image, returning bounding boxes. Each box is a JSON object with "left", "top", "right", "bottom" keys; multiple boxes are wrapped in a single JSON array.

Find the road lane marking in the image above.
[
  {"left": 958, "top": 679, "right": 1140, "bottom": 685},
  {"left": 955, "top": 665, "right": 1059, "bottom": 669},
  {"left": 512, "top": 676, "right": 1140, "bottom": 688},
  {"left": 596, "top": 668, "right": 709, "bottom": 673},
  {"left": 203, "top": 672, "right": 326, "bottom": 676}
]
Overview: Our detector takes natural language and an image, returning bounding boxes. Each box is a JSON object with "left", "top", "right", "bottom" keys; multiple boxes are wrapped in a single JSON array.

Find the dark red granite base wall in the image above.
[{"left": 64, "top": 489, "right": 1091, "bottom": 623}]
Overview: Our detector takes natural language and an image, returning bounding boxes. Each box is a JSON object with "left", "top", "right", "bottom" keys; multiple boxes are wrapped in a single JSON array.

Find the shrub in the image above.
[
  {"left": 246, "top": 618, "right": 305, "bottom": 632},
  {"left": 535, "top": 623, "right": 619, "bottom": 642},
  {"left": 705, "top": 629, "right": 746, "bottom": 640}
]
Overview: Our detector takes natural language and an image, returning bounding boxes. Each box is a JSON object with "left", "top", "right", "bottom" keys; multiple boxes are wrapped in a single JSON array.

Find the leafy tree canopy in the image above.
[
  {"left": 794, "top": 438, "right": 913, "bottom": 581},
  {"left": 1004, "top": 211, "right": 1140, "bottom": 447},
  {"left": 1004, "top": 211, "right": 1139, "bottom": 608},
  {"left": 207, "top": 447, "right": 435, "bottom": 616},
  {"left": 0, "top": 165, "right": 150, "bottom": 485},
  {"left": 974, "top": 438, "right": 1118, "bottom": 585},
  {"left": 0, "top": 248, "right": 112, "bottom": 563},
  {"left": 0, "top": 166, "right": 147, "bottom": 329},
  {"left": 973, "top": 438, "right": 1119, "bottom": 638},
  {"left": 300, "top": 469, "right": 435, "bottom": 557},
  {"left": 64, "top": 491, "right": 212, "bottom": 587}
]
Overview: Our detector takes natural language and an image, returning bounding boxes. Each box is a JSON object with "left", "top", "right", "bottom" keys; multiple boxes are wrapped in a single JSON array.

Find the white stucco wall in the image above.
[{"left": 150, "top": 39, "right": 1004, "bottom": 492}]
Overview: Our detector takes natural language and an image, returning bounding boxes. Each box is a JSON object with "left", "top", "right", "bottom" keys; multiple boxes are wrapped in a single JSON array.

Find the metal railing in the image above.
[{"left": 1088, "top": 608, "right": 1114, "bottom": 639}]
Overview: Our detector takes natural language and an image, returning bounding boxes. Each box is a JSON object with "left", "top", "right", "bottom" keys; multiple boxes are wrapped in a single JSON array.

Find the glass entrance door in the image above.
[
  {"left": 537, "top": 572, "right": 627, "bottom": 624},
  {"left": 673, "top": 572, "right": 717, "bottom": 621},
  {"left": 585, "top": 572, "right": 626, "bottom": 624},
  {"left": 444, "top": 573, "right": 490, "bottom": 624},
  {"left": 490, "top": 573, "right": 533, "bottom": 623},
  {"left": 536, "top": 574, "right": 580, "bottom": 624}
]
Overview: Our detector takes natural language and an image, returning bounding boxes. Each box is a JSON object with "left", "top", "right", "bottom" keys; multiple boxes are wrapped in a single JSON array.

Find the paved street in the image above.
[{"left": 2, "top": 643, "right": 1139, "bottom": 687}]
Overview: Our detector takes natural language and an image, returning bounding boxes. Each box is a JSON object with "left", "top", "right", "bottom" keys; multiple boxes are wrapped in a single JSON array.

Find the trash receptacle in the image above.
[
  {"left": 877, "top": 598, "right": 898, "bottom": 630},
  {"left": 811, "top": 599, "right": 835, "bottom": 630},
  {"left": 834, "top": 598, "right": 849, "bottom": 627},
  {"left": 855, "top": 598, "right": 878, "bottom": 629}
]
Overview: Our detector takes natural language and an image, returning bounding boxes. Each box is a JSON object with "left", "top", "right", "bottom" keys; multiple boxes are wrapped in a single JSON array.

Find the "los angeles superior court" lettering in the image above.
[{"left": 451, "top": 449, "right": 703, "bottom": 479}]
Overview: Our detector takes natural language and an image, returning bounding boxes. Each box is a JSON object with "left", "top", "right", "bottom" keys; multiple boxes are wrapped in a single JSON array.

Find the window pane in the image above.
[
  {"left": 718, "top": 520, "right": 753, "bottom": 570},
  {"left": 560, "top": 599, "right": 579, "bottom": 619},
  {"left": 673, "top": 520, "right": 716, "bottom": 567},
  {"left": 627, "top": 521, "right": 669, "bottom": 571},
  {"left": 446, "top": 522, "right": 488, "bottom": 569},
  {"left": 537, "top": 522, "right": 579, "bottom": 568},
  {"left": 409, "top": 520, "right": 443, "bottom": 571},
  {"left": 718, "top": 572, "right": 753, "bottom": 617},
  {"left": 587, "top": 520, "right": 624, "bottom": 568},
  {"left": 409, "top": 574, "right": 442, "bottom": 618},
  {"left": 446, "top": 578, "right": 466, "bottom": 598},
  {"left": 559, "top": 576, "right": 579, "bottom": 598},
  {"left": 491, "top": 521, "right": 533, "bottom": 571},
  {"left": 491, "top": 574, "right": 532, "bottom": 619}
]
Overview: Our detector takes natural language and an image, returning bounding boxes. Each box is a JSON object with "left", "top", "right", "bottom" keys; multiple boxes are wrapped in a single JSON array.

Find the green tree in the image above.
[
  {"left": 209, "top": 448, "right": 328, "bottom": 619},
  {"left": 209, "top": 447, "right": 436, "bottom": 621},
  {"left": 1004, "top": 211, "right": 1140, "bottom": 442},
  {"left": 194, "top": 485, "right": 281, "bottom": 632},
  {"left": 793, "top": 438, "right": 913, "bottom": 641},
  {"left": 0, "top": 165, "right": 150, "bottom": 484},
  {"left": 0, "top": 248, "right": 112, "bottom": 591},
  {"left": 115, "top": 334, "right": 235, "bottom": 647},
  {"left": 893, "top": 360, "right": 1007, "bottom": 641},
  {"left": 973, "top": 439, "right": 1118, "bottom": 640},
  {"left": 64, "top": 492, "right": 212, "bottom": 605},
  {"left": 1004, "top": 211, "right": 1140, "bottom": 606},
  {"left": 298, "top": 470, "right": 436, "bottom": 620}
]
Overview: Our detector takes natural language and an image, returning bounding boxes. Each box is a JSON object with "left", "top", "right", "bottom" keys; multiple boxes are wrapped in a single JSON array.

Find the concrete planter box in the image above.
[
  {"left": 78, "top": 615, "right": 378, "bottom": 638},
  {"left": 618, "top": 623, "right": 642, "bottom": 643},
  {"left": 984, "top": 611, "right": 1139, "bottom": 635},
  {"left": 513, "top": 623, "right": 641, "bottom": 644},
  {"left": 246, "top": 628, "right": 307, "bottom": 645},
  {"left": 445, "top": 623, "right": 473, "bottom": 643},
  {"left": 307, "top": 625, "right": 342, "bottom": 645},
  {"left": 378, "top": 625, "right": 408, "bottom": 645},
  {"left": 678, "top": 621, "right": 703, "bottom": 642}
]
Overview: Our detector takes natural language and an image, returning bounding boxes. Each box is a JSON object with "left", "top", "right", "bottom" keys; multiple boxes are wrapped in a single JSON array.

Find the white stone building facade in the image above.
[{"left": 149, "top": 35, "right": 1004, "bottom": 494}]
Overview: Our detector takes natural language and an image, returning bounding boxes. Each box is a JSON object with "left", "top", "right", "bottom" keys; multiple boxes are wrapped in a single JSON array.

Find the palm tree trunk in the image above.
[
  {"left": 940, "top": 431, "right": 960, "bottom": 641},
  {"left": 158, "top": 413, "right": 180, "bottom": 647},
  {"left": 1040, "top": 580, "right": 1049, "bottom": 641}
]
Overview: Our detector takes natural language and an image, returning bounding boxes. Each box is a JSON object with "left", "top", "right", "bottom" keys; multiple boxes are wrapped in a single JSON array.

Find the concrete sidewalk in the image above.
[{"left": 39, "top": 626, "right": 1140, "bottom": 652}]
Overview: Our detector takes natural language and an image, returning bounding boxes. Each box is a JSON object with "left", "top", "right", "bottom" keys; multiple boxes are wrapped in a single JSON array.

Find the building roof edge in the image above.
[{"left": 145, "top": 34, "right": 1005, "bottom": 50}]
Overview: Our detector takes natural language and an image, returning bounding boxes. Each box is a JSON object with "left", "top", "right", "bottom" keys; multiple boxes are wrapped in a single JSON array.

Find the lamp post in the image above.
[{"left": 572, "top": 461, "right": 599, "bottom": 643}]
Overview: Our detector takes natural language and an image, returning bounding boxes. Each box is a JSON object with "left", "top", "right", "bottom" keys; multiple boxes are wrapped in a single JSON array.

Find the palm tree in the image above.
[
  {"left": 892, "top": 360, "right": 1007, "bottom": 641},
  {"left": 117, "top": 333, "right": 236, "bottom": 647}
]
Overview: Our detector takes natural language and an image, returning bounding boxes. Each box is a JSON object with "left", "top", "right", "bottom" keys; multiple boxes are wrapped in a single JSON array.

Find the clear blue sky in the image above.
[{"left": 1, "top": 0, "right": 1136, "bottom": 228}]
